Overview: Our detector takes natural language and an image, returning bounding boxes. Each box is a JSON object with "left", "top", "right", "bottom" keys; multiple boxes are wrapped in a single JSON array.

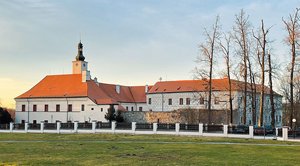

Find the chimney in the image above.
[
  {"left": 94, "top": 77, "right": 99, "bottom": 86},
  {"left": 116, "top": 85, "right": 120, "bottom": 94},
  {"left": 145, "top": 84, "right": 149, "bottom": 93}
]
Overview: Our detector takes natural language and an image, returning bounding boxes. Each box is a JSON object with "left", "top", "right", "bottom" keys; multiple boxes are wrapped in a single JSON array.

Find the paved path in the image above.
[{"left": 0, "top": 140, "right": 299, "bottom": 146}]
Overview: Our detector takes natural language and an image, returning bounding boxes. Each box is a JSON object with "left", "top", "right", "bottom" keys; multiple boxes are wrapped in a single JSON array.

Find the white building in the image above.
[{"left": 15, "top": 42, "right": 282, "bottom": 126}]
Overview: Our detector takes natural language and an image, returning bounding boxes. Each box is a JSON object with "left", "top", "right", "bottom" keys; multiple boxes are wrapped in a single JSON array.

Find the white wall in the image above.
[{"left": 15, "top": 97, "right": 109, "bottom": 123}]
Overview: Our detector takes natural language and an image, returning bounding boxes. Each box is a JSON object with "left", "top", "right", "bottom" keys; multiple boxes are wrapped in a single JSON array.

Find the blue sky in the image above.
[{"left": 0, "top": 0, "right": 299, "bottom": 108}]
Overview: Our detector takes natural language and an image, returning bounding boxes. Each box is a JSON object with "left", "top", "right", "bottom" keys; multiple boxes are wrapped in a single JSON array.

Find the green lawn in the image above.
[{"left": 0, "top": 133, "right": 299, "bottom": 166}]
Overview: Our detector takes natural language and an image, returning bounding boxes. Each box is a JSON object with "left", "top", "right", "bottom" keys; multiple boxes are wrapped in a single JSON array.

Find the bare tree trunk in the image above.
[
  {"left": 268, "top": 50, "right": 276, "bottom": 128},
  {"left": 253, "top": 20, "right": 271, "bottom": 127},
  {"left": 220, "top": 34, "right": 233, "bottom": 124},
  {"left": 247, "top": 53, "right": 255, "bottom": 125},
  {"left": 282, "top": 8, "right": 300, "bottom": 127},
  {"left": 233, "top": 10, "right": 250, "bottom": 125},
  {"left": 196, "top": 16, "right": 220, "bottom": 124}
]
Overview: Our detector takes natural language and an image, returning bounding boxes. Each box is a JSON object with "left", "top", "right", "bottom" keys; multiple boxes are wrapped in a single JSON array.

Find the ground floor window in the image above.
[
  {"left": 131, "top": 107, "right": 134, "bottom": 111},
  {"left": 21, "top": 120, "right": 25, "bottom": 124},
  {"left": 139, "top": 107, "right": 143, "bottom": 111}
]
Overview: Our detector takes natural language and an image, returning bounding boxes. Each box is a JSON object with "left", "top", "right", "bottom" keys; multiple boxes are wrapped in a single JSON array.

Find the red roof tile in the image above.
[{"left": 15, "top": 74, "right": 151, "bottom": 104}]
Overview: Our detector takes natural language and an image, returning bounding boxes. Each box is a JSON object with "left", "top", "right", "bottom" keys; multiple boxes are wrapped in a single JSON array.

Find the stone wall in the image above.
[{"left": 122, "top": 109, "right": 236, "bottom": 124}]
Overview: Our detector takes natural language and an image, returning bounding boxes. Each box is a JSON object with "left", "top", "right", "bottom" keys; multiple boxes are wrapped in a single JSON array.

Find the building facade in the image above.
[{"left": 15, "top": 42, "right": 282, "bottom": 127}]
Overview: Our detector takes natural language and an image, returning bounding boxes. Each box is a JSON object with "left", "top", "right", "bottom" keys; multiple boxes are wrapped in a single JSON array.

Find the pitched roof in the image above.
[
  {"left": 16, "top": 74, "right": 88, "bottom": 98},
  {"left": 148, "top": 78, "right": 281, "bottom": 96},
  {"left": 15, "top": 74, "right": 150, "bottom": 104}
]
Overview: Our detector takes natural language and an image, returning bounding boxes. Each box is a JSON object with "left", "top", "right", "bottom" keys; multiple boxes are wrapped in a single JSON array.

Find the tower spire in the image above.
[{"left": 75, "top": 41, "right": 85, "bottom": 61}]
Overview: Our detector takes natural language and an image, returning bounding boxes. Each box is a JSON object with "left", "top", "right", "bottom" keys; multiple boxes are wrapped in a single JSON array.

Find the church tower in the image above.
[{"left": 72, "top": 41, "right": 91, "bottom": 82}]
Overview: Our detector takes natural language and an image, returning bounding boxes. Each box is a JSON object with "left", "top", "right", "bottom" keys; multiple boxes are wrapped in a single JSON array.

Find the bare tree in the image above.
[
  {"left": 233, "top": 10, "right": 251, "bottom": 124},
  {"left": 219, "top": 33, "right": 234, "bottom": 124},
  {"left": 196, "top": 15, "right": 221, "bottom": 124},
  {"left": 267, "top": 50, "right": 276, "bottom": 128},
  {"left": 253, "top": 19, "right": 271, "bottom": 127},
  {"left": 282, "top": 8, "right": 300, "bottom": 127}
]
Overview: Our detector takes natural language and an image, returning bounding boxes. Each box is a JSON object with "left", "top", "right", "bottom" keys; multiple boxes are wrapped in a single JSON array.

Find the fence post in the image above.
[
  {"left": 249, "top": 125, "right": 254, "bottom": 139},
  {"left": 92, "top": 121, "right": 96, "bottom": 133},
  {"left": 25, "top": 122, "right": 28, "bottom": 133},
  {"left": 57, "top": 121, "right": 61, "bottom": 134},
  {"left": 199, "top": 123, "right": 203, "bottom": 136},
  {"left": 40, "top": 121, "right": 44, "bottom": 133},
  {"left": 153, "top": 123, "right": 157, "bottom": 134},
  {"left": 282, "top": 126, "right": 288, "bottom": 141},
  {"left": 74, "top": 121, "right": 78, "bottom": 133},
  {"left": 9, "top": 122, "right": 13, "bottom": 133},
  {"left": 132, "top": 122, "right": 136, "bottom": 134},
  {"left": 175, "top": 123, "right": 180, "bottom": 135},
  {"left": 111, "top": 121, "right": 116, "bottom": 133},
  {"left": 223, "top": 124, "right": 228, "bottom": 136}
]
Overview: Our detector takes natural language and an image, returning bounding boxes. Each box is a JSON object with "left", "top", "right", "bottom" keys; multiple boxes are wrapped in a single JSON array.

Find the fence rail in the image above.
[
  {"left": 0, "top": 122, "right": 296, "bottom": 141},
  {"left": 136, "top": 123, "right": 153, "bottom": 130}
]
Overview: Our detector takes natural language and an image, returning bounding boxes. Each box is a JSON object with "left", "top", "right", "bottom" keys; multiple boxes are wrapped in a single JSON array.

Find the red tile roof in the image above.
[
  {"left": 16, "top": 75, "right": 281, "bottom": 105},
  {"left": 15, "top": 74, "right": 150, "bottom": 104},
  {"left": 148, "top": 78, "right": 280, "bottom": 96}
]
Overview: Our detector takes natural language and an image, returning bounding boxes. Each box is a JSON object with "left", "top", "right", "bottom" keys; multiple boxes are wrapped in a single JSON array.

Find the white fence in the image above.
[{"left": 0, "top": 122, "right": 293, "bottom": 141}]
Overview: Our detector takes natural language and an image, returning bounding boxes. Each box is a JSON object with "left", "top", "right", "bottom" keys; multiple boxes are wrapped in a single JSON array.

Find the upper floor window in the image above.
[
  {"left": 33, "top": 105, "right": 37, "bottom": 112},
  {"left": 215, "top": 97, "right": 220, "bottom": 104},
  {"left": 22, "top": 105, "right": 26, "bottom": 112},
  {"left": 139, "top": 107, "right": 143, "bottom": 111},
  {"left": 200, "top": 97, "right": 204, "bottom": 105},
  {"left": 56, "top": 104, "right": 60, "bottom": 112},
  {"left": 68, "top": 104, "right": 72, "bottom": 112},
  {"left": 186, "top": 98, "right": 190, "bottom": 105},
  {"left": 148, "top": 98, "right": 152, "bottom": 105},
  {"left": 168, "top": 98, "right": 172, "bottom": 105},
  {"left": 81, "top": 104, "right": 85, "bottom": 111},
  {"left": 44, "top": 105, "right": 48, "bottom": 112},
  {"left": 179, "top": 98, "right": 183, "bottom": 105}
]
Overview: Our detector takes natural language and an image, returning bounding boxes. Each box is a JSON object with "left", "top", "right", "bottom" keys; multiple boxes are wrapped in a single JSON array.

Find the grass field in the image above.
[{"left": 0, "top": 133, "right": 299, "bottom": 165}]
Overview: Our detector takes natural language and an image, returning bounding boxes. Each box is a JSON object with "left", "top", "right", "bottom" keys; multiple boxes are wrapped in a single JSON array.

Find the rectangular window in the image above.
[
  {"left": 22, "top": 105, "right": 26, "bottom": 112},
  {"left": 148, "top": 98, "right": 152, "bottom": 104},
  {"left": 131, "top": 107, "right": 134, "bottom": 111},
  {"left": 68, "top": 104, "right": 72, "bottom": 112},
  {"left": 179, "top": 98, "right": 183, "bottom": 105},
  {"left": 200, "top": 97, "right": 204, "bottom": 104},
  {"left": 33, "top": 120, "right": 37, "bottom": 124},
  {"left": 33, "top": 105, "right": 37, "bottom": 112},
  {"left": 56, "top": 104, "right": 60, "bottom": 112},
  {"left": 81, "top": 104, "right": 85, "bottom": 111},
  {"left": 21, "top": 120, "right": 25, "bottom": 124},
  {"left": 44, "top": 105, "right": 48, "bottom": 112},
  {"left": 168, "top": 98, "right": 172, "bottom": 105},
  {"left": 186, "top": 98, "right": 190, "bottom": 105},
  {"left": 215, "top": 97, "right": 220, "bottom": 104},
  {"left": 139, "top": 107, "right": 143, "bottom": 111},
  {"left": 44, "top": 120, "right": 48, "bottom": 123},
  {"left": 101, "top": 108, "right": 103, "bottom": 112}
]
